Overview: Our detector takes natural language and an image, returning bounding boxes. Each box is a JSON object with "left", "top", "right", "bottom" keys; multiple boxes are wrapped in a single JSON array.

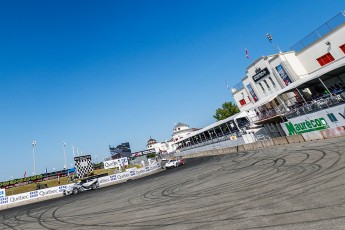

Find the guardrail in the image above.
[
  {"left": 179, "top": 132, "right": 242, "bottom": 152},
  {"left": 285, "top": 93, "right": 345, "bottom": 119},
  {"left": 0, "top": 162, "right": 161, "bottom": 210}
]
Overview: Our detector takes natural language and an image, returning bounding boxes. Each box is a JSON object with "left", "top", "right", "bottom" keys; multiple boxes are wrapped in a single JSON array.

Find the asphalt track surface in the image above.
[{"left": 1, "top": 137, "right": 345, "bottom": 230}]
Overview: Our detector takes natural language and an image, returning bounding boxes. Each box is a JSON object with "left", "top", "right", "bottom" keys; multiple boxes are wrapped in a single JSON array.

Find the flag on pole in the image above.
[
  {"left": 245, "top": 48, "right": 250, "bottom": 59},
  {"left": 24, "top": 171, "right": 26, "bottom": 178}
]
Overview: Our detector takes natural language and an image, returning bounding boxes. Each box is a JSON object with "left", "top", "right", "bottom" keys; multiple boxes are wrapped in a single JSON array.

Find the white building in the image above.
[
  {"left": 231, "top": 11, "right": 345, "bottom": 138},
  {"left": 146, "top": 122, "right": 199, "bottom": 154}
]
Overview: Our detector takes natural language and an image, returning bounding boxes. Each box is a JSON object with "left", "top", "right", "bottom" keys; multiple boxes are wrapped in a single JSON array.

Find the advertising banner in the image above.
[
  {"left": 37, "top": 186, "right": 64, "bottom": 198},
  {"left": 276, "top": 64, "right": 292, "bottom": 86},
  {"left": 103, "top": 157, "right": 129, "bottom": 169},
  {"left": 281, "top": 104, "right": 345, "bottom": 135},
  {"left": 246, "top": 83, "right": 259, "bottom": 102},
  {"left": 104, "top": 159, "right": 120, "bottom": 169},
  {"left": 7, "top": 192, "right": 33, "bottom": 204},
  {"left": 116, "top": 172, "right": 131, "bottom": 180},
  {"left": 98, "top": 176, "right": 112, "bottom": 185}
]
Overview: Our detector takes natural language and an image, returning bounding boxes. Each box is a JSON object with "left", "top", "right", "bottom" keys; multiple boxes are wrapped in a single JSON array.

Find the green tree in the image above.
[{"left": 213, "top": 102, "right": 240, "bottom": 121}]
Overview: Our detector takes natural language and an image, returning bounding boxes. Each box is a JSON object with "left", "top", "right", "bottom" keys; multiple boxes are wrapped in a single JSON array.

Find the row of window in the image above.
[
  {"left": 258, "top": 76, "right": 277, "bottom": 94},
  {"left": 238, "top": 76, "right": 278, "bottom": 106},
  {"left": 317, "top": 44, "right": 345, "bottom": 66}
]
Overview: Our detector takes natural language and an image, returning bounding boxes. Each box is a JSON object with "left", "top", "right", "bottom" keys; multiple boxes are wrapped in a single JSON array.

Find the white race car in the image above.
[
  {"left": 63, "top": 177, "right": 99, "bottom": 195},
  {"left": 164, "top": 160, "right": 180, "bottom": 169}
]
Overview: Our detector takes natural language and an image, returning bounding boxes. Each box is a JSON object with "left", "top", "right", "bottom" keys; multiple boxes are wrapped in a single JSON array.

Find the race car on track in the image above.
[
  {"left": 63, "top": 177, "right": 99, "bottom": 195},
  {"left": 164, "top": 159, "right": 180, "bottom": 169}
]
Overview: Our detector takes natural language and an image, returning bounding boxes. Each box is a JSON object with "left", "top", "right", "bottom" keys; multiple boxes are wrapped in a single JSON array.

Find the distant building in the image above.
[
  {"left": 146, "top": 122, "right": 199, "bottom": 154},
  {"left": 172, "top": 122, "right": 199, "bottom": 143},
  {"left": 109, "top": 142, "right": 132, "bottom": 159}
]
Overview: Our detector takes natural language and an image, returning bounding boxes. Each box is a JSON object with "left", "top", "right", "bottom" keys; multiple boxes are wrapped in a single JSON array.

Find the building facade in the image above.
[{"left": 231, "top": 11, "right": 345, "bottom": 138}]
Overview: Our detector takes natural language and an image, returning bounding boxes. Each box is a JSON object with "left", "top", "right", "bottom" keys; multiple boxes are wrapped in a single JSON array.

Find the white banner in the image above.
[
  {"left": 2, "top": 185, "right": 69, "bottom": 206},
  {"left": 7, "top": 192, "right": 33, "bottom": 204},
  {"left": 103, "top": 157, "right": 129, "bottom": 169},
  {"left": 1, "top": 162, "right": 162, "bottom": 207},
  {"left": 116, "top": 172, "right": 131, "bottom": 180},
  {"left": 98, "top": 175, "right": 112, "bottom": 185}
]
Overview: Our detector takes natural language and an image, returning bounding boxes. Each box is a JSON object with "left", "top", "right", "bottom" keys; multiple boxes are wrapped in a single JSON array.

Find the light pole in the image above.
[
  {"left": 63, "top": 142, "right": 67, "bottom": 169},
  {"left": 72, "top": 145, "right": 75, "bottom": 157},
  {"left": 31, "top": 140, "right": 37, "bottom": 175}
]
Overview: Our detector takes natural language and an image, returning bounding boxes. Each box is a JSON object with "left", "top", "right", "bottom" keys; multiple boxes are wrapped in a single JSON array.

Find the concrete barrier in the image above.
[
  {"left": 320, "top": 126, "right": 345, "bottom": 139},
  {"left": 261, "top": 139, "right": 274, "bottom": 147},
  {"left": 243, "top": 143, "right": 254, "bottom": 150},
  {"left": 224, "top": 147, "right": 237, "bottom": 153},
  {"left": 286, "top": 134, "right": 305, "bottom": 144},
  {"left": 252, "top": 141, "right": 264, "bottom": 149},
  {"left": 205, "top": 151, "right": 212, "bottom": 156},
  {"left": 237, "top": 145, "right": 245, "bottom": 152},
  {"left": 217, "top": 149, "right": 225, "bottom": 155},
  {"left": 272, "top": 137, "right": 289, "bottom": 145},
  {"left": 302, "top": 131, "right": 324, "bottom": 141}
]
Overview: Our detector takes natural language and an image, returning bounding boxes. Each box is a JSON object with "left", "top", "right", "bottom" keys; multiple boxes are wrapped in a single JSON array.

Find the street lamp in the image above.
[
  {"left": 31, "top": 140, "right": 37, "bottom": 175},
  {"left": 72, "top": 145, "right": 75, "bottom": 157},
  {"left": 62, "top": 142, "right": 67, "bottom": 169}
]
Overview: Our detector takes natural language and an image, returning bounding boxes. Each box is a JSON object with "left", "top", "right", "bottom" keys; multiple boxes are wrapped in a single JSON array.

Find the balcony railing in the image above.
[
  {"left": 285, "top": 93, "right": 345, "bottom": 119},
  {"left": 290, "top": 12, "right": 345, "bottom": 52}
]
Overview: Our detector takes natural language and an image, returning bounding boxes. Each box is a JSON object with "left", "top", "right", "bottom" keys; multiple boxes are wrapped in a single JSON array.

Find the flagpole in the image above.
[{"left": 245, "top": 48, "right": 259, "bottom": 71}]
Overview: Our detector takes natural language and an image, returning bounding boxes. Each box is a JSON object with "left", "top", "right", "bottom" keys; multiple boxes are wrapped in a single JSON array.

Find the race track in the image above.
[{"left": 1, "top": 137, "right": 345, "bottom": 230}]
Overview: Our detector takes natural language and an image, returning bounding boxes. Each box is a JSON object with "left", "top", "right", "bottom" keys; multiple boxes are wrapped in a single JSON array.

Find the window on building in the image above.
[
  {"left": 258, "top": 83, "right": 265, "bottom": 92},
  {"left": 268, "top": 77, "right": 276, "bottom": 87},
  {"left": 317, "top": 53, "right": 335, "bottom": 66},
  {"left": 263, "top": 80, "right": 270, "bottom": 89},
  {"left": 340, "top": 44, "right": 345, "bottom": 54},
  {"left": 239, "top": 99, "right": 246, "bottom": 106}
]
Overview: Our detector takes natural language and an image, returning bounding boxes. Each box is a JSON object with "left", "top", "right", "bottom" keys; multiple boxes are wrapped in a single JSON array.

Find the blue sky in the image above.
[{"left": 0, "top": 0, "right": 343, "bottom": 180}]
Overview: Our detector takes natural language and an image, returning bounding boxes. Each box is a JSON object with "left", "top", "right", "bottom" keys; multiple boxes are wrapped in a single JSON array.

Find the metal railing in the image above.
[
  {"left": 285, "top": 93, "right": 345, "bottom": 119},
  {"left": 178, "top": 132, "right": 242, "bottom": 152},
  {"left": 290, "top": 12, "right": 345, "bottom": 52},
  {"left": 231, "top": 82, "right": 244, "bottom": 94}
]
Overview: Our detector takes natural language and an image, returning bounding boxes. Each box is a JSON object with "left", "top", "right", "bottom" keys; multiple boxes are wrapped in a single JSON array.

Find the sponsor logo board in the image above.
[
  {"left": 117, "top": 172, "right": 131, "bottom": 180},
  {"left": 285, "top": 117, "right": 330, "bottom": 135},
  {"left": 99, "top": 176, "right": 111, "bottom": 184},
  {"left": 104, "top": 157, "right": 129, "bottom": 169}
]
